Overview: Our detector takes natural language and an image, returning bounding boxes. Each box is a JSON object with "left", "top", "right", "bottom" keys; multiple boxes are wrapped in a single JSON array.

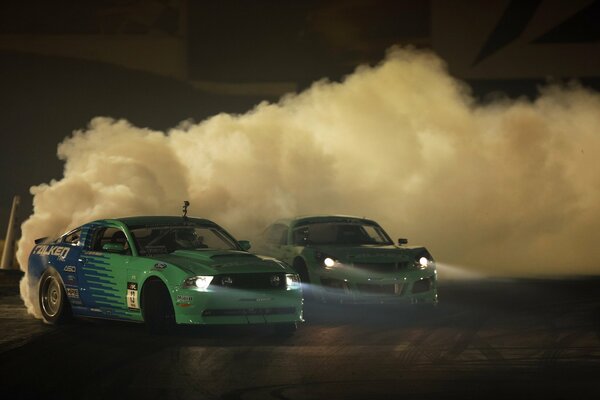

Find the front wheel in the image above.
[
  {"left": 38, "top": 269, "right": 71, "bottom": 324},
  {"left": 142, "top": 280, "right": 176, "bottom": 334}
]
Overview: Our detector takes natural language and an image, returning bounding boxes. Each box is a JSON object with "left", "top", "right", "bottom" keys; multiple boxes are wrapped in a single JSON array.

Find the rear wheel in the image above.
[
  {"left": 39, "top": 269, "right": 71, "bottom": 324},
  {"left": 142, "top": 280, "right": 176, "bottom": 334}
]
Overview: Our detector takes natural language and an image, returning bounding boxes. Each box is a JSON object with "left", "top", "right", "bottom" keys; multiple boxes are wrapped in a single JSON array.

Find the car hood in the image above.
[
  {"left": 151, "top": 249, "right": 290, "bottom": 276},
  {"left": 309, "top": 245, "right": 421, "bottom": 263}
]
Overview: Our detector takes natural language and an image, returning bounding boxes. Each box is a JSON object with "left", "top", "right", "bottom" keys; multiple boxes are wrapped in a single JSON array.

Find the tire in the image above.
[
  {"left": 293, "top": 258, "right": 314, "bottom": 300},
  {"left": 38, "top": 269, "right": 71, "bottom": 324},
  {"left": 273, "top": 322, "right": 297, "bottom": 336},
  {"left": 142, "top": 280, "right": 176, "bottom": 334}
]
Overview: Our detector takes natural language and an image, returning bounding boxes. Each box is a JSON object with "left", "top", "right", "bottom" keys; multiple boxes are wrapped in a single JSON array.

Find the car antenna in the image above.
[{"left": 182, "top": 200, "right": 190, "bottom": 220}]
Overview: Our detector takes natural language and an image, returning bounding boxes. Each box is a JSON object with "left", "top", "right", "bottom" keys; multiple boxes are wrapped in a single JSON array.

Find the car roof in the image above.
[
  {"left": 97, "top": 216, "right": 218, "bottom": 228},
  {"left": 286, "top": 215, "right": 379, "bottom": 227}
]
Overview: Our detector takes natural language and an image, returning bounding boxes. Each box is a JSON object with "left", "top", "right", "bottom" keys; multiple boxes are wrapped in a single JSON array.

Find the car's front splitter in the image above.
[
  {"left": 311, "top": 270, "right": 438, "bottom": 305},
  {"left": 171, "top": 286, "right": 303, "bottom": 325}
]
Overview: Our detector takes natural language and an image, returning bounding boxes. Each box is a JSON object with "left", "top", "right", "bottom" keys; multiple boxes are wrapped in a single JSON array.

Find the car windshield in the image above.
[
  {"left": 130, "top": 225, "right": 238, "bottom": 255},
  {"left": 292, "top": 222, "right": 392, "bottom": 246}
]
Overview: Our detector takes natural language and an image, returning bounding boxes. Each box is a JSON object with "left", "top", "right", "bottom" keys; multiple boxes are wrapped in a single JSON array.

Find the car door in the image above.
[{"left": 78, "top": 225, "right": 136, "bottom": 320}]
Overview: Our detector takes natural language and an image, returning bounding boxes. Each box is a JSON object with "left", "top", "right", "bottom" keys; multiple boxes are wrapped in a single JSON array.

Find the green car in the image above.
[
  {"left": 28, "top": 216, "right": 303, "bottom": 333},
  {"left": 256, "top": 215, "right": 438, "bottom": 305}
]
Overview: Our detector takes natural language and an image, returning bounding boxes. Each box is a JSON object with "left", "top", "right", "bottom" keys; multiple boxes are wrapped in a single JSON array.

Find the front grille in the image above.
[
  {"left": 210, "top": 273, "right": 286, "bottom": 290},
  {"left": 353, "top": 263, "right": 397, "bottom": 272},
  {"left": 412, "top": 278, "right": 432, "bottom": 294},
  {"left": 202, "top": 307, "right": 296, "bottom": 317},
  {"left": 356, "top": 283, "right": 401, "bottom": 295}
]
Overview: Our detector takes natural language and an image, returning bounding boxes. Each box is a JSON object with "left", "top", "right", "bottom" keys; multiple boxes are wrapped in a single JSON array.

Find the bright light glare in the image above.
[
  {"left": 324, "top": 257, "right": 336, "bottom": 267},
  {"left": 194, "top": 276, "right": 213, "bottom": 289},
  {"left": 286, "top": 274, "right": 301, "bottom": 288},
  {"left": 419, "top": 257, "right": 429, "bottom": 268}
]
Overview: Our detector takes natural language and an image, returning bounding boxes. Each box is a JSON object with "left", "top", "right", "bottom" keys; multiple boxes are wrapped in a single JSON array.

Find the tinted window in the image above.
[
  {"left": 62, "top": 229, "right": 82, "bottom": 245},
  {"left": 91, "top": 227, "right": 132, "bottom": 255},
  {"left": 292, "top": 222, "right": 392, "bottom": 245},
  {"left": 129, "top": 225, "right": 238, "bottom": 255}
]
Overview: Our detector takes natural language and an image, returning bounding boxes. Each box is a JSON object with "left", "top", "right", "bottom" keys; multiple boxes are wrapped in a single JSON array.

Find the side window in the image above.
[
  {"left": 266, "top": 224, "right": 288, "bottom": 245},
  {"left": 62, "top": 229, "right": 82, "bottom": 245},
  {"left": 292, "top": 226, "right": 308, "bottom": 245},
  {"left": 91, "top": 227, "right": 132, "bottom": 255}
]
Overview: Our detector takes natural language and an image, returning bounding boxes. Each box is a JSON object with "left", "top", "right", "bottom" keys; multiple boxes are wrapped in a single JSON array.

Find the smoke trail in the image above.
[{"left": 17, "top": 47, "right": 600, "bottom": 317}]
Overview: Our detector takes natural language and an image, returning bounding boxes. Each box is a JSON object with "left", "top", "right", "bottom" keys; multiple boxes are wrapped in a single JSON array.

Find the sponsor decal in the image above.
[
  {"left": 63, "top": 265, "right": 76, "bottom": 273},
  {"left": 66, "top": 288, "right": 79, "bottom": 298},
  {"left": 240, "top": 297, "right": 273, "bottom": 302},
  {"left": 33, "top": 245, "right": 71, "bottom": 260},
  {"left": 176, "top": 295, "right": 193, "bottom": 303},
  {"left": 153, "top": 262, "right": 167, "bottom": 271},
  {"left": 127, "top": 282, "right": 139, "bottom": 310}
]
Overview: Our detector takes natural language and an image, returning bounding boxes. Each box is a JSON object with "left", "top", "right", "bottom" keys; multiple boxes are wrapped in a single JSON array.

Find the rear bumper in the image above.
[{"left": 171, "top": 286, "right": 304, "bottom": 325}]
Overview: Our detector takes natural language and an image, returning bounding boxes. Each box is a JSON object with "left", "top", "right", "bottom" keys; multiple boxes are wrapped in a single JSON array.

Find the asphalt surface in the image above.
[{"left": 1, "top": 278, "right": 599, "bottom": 400}]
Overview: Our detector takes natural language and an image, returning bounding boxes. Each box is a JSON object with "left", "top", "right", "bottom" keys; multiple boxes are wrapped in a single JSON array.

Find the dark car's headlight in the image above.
[
  {"left": 314, "top": 251, "right": 340, "bottom": 269},
  {"left": 414, "top": 250, "right": 434, "bottom": 270},
  {"left": 183, "top": 276, "right": 213, "bottom": 290}
]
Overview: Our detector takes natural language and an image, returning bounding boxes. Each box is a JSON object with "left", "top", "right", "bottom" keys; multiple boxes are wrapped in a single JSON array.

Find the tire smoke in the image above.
[{"left": 17, "top": 47, "right": 600, "bottom": 316}]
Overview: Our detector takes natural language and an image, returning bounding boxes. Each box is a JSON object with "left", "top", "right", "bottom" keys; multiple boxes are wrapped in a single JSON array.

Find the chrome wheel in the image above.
[
  {"left": 38, "top": 269, "right": 71, "bottom": 324},
  {"left": 41, "top": 275, "right": 62, "bottom": 317}
]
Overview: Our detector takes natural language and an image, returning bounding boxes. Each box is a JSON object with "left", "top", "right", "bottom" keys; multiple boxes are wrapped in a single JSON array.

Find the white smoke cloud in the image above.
[{"left": 17, "top": 47, "right": 600, "bottom": 317}]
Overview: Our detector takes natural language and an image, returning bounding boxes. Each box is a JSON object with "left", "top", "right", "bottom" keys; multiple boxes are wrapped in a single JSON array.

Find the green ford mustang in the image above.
[
  {"left": 255, "top": 215, "right": 438, "bottom": 305},
  {"left": 28, "top": 216, "right": 303, "bottom": 333}
]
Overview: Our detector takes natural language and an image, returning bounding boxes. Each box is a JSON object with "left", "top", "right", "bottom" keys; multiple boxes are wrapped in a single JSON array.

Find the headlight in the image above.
[
  {"left": 183, "top": 275, "right": 213, "bottom": 290},
  {"left": 419, "top": 257, "right": 429, "bottom": 268},
  {"left": 315, "top": 251, "right": 340, "bottom": 268},
  {"left": 286, "top": 274, "right": 301, "bottom": 289}
]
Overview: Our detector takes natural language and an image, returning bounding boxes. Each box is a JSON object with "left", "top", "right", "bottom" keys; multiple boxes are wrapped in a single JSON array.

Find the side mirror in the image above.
[
  {"left": 398, "top": 238, "right": 408, "bottom": 246},
  {"left": 238, "top": 240, "right": 251, "bottom": 251},
  {"left": 103, "top": 242, "right": 126, "bottom": 254}
]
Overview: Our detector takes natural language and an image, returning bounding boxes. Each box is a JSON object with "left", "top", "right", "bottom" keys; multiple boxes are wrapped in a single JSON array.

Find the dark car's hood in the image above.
[
  {"left": 309, "top": 245, "right": 424, "bottom": 263},
  {"left": 151, "top": 249, "right": 290, "bottom": 275}
]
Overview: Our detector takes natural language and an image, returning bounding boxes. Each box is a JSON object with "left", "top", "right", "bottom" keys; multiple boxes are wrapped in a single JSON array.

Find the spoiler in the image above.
[{"left": 34, "top": 237, "right": 49, "bottom": 245}]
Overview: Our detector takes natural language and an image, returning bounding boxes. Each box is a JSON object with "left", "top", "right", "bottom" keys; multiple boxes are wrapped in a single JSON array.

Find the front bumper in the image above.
[
  {"left": 312, "top": 268, "right": 438, "bottom": 305},
  {"left": 171, "top": 286, "right": 304, "bottom": 325}
]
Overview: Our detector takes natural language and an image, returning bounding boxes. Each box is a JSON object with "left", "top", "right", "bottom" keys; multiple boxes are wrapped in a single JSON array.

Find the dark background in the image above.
[{"left": 1, "top": 0, "right": 600, "bottom": 239}]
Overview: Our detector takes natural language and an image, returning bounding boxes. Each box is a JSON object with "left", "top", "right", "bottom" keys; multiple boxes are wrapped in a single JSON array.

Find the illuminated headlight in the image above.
[
  {"left": 419, "top": 257, "right": 429, "bottom": 268},
  {"left": 183, "top": 276, "right": 213, "bottom": 290},
  {"left": 286, "top": 274, "right": 301, "bottom": 289},
  {"left": 315, "top": 251, "right": 340, "bottom": 268}
]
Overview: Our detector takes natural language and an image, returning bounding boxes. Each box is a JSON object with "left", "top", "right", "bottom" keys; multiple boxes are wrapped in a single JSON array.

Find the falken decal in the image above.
[
  {"left": 66, "top": 288, "right": 79, "bottom": 298},
  {"left": 127, "top": 282, "right": 139, "bottom": 310},
  {"left": 33, "top": 245, "right": 70, "bottom": 260}
]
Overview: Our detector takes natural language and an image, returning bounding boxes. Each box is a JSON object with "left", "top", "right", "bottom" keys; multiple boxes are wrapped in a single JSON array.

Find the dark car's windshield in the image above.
[
  {"left": 292, "top": 222, "right": 392, "bottom": 246},
  {"left": 130, "top": 225, "right": 238, "bottom": 255}
]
